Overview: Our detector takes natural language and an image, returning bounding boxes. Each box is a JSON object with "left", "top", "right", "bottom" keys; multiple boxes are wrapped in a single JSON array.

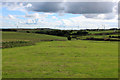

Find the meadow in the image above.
[
  {"left": 2, "top": 31, "right": 66, "bottom": 42},
  {"left": 88, "top": 30, "right": 118, "bottom": 34},
  {"left": 2, "top": 31, "right": 66, "bottom": 48},
  {"left": 2, "top": 30, "right": 118, "bottom": 78}
]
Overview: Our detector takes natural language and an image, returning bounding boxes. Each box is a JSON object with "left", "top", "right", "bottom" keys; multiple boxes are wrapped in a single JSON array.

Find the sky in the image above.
[{"left": 0, "top": 0, "right": 119, "bottom": 30}]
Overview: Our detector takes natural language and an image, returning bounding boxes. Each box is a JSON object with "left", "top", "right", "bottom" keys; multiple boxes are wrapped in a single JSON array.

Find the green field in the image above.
[
  {"left": 88, "top": 30, "right": 118, "bottom": 34},
  {"left": 78, "top": 34, "right": 119, "bottom": 39},
  {"left": 2, "top": 31, "right": 66, "bottom": 42},
  {"left": 2, "top": 31, "right": 118, "bottom": 78}
]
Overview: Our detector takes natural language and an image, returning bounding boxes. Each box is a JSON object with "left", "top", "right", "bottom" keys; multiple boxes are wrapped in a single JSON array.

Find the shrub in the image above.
[
  {"left": 109, "top": 35, "right": 111, "bottom": 38},
  {"left": 26, "top": 31, "right": 30, "bottom": 33},
  {"left": 67, "top": 36, "right": 71, "bottom": 40}
]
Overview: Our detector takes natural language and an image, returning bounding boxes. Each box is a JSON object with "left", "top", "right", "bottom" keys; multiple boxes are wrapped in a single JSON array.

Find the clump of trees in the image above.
[
  {"left": 72, "top": 31, "right": 88, "bottom": 36},
  {"left": 34, "top": 30, "right": 89, "bottom": 37},
  {"left": 2, "top": 29, "right": 17, "bottom": 32},
  {"left": 34, "top": 30, "right": 73, "bottom": 37}
]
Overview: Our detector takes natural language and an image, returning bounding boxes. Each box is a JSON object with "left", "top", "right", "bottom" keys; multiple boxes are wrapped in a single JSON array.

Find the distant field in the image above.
[
  {"left": 78, "top": 34, "right": 119, "bottom": 39},
  {"left": 2, "top": 31, "right": 66, "bottom": 42},
  {"left": 2, "top": 31, "right": 67, "bottom": 48},
  {"left": 2, "top": 31, "right": 118, "bottom": 78},
  {"left": 88, "top": 30, "right": 118, "bottom": 34},
  {"left": 77, "top": 30, "right": 119, "bottom": 40}
]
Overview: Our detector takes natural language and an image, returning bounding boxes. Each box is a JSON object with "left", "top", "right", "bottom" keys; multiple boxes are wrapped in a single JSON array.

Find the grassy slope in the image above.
[
  {"left": 2, "top": 31, "right": 66, "bottom": 42},
  {"left": 2, "top": 40, "right": 118, "bottom": 78}
]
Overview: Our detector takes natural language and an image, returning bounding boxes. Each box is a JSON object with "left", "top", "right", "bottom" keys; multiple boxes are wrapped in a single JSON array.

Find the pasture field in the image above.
[
  {"left": 2, "top": 31, "right": 118, "bottom": 78},
  {"left": 78, "top": 33, "right": 119, "bottom": 39},
  {"left": 2, "top": 31, "right": 66, "bottom": 42},
  {"left": 88, "top": 30, "right": 118, "bottom": 34}
]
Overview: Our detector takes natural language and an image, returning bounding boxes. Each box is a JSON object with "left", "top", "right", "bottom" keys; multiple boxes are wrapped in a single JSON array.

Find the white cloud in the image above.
[
  {"left": 25, "top": 13, "right": 47, "bottom": 19},
  {"left": 52, "top": 16, "right": 58, "bottom": 19},
  {"left": 1, "top": 0, "right": 120, "bottom": 2},
  {"left": 44, "top": 13, "right": 54, "bottom": 15},
  {"left": 60, "top": 15, "right": 118, "bottom": 29},
  {"left": 26, "top": 3, "right": 32, "bottom": 7},
  {"left": 8, "top": 15, "right": 16, "bottom": 19},
  {"left": 2, "top": 2, "right": 32, "bottom": 14},
  {"left": 1, "top": 14, "right": 118, "bottom": 29}
]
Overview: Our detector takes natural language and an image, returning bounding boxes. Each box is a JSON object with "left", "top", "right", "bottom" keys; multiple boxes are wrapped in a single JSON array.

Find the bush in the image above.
[
  {"left": 67, "top": 36, "right": 71, "bottom": 40},
  {"left": 109, "top": 35, "right": 111, "bottom": 38},
  {"left": 26, "top": 31, "right": 30, "bottom": 33}
]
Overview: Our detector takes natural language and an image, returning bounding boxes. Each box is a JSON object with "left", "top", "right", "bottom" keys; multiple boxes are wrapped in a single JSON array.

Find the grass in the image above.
[
  {"left": 2, "top": 31, "right": 118, "bottom": 78},
  {"left": 2, "top": 31, "right": 66, "bottom": 42},
  {"left": 2, "top": 31, "right": 66, "bottom": 48},
  {"left": 77, "top": 33, "right": 119, "bottom": 40},
  {"left": 88, "top": 30, "right": 118, "bottom": 34},
  {"left": 2, "top": 40, "right": 118, "bottom": 78}
]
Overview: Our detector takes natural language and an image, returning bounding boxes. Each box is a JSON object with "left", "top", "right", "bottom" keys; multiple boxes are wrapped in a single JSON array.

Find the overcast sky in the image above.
[{"left": 0, "top": 0, "right": 119, "bottom": 29}]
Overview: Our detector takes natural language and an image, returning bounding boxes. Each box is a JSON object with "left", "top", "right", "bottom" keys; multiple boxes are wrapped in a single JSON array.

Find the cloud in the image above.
[
  {"left": 26, "top": 2, "right": 64, "bottom": 13},
  {"left": 24, "top": 2, "right": 117, "bottom": 19},
  {"left": 25, "top": 2, "right": 115, "bottom": 14},
  {"left": 44, "top": 13, "right": 54, "bottom": 15},
  {"left": 1, "top": 1, "right": 118, "bottom": 29},
  {"left": 52, "top": 16, "right": 58, "bottom": 19},
  {"left": 83, "top": 2, "right": 118, "bottom": 20},
  {"left": 2, "top": 14, "right": 117, "bottom": 29},
  {"left": 2, "top": 2, "right": 117, "bottom": 18},
  {"left": 25, "top": 13, "right": 48, "bottom": 20},
  {"left": 60, "top": 15, "right": 118, "bottom": 29},
  {"left": 8, "top": 15, "right": 16, "bottom": 19},
  {"left": 2, "top": 2, "right": 32, "bottom": 14},
  {"left": 65, "top": 2, "right": 114, "bottom": 14},
  {"left": 25, "top": 13, "right": 40, "bottom": 18},
  {"left": 1, "top": 0, "right": 119, "bottom": 2},
  {"left": 26, "top": 3, "right": 32, "bottom": 7}
]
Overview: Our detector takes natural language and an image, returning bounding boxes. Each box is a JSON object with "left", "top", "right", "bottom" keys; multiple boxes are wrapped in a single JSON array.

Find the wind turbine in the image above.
[
  {"left": 77, "top": 25, "right": 79, "bottom": 30},
  {"left": 16, "top": 22, "right": 19, "bottom": 29},
  {"left": 103, "top": 24, "right": 106, "bottom": 30},
  {"left": 114, "top": 28, "right": 116, "bottom": 32},
  {"left": 97, "top": 27, "right": 99, "bottom": 31}
]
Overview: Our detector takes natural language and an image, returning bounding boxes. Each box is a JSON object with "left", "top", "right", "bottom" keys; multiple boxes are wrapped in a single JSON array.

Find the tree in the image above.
[{"left": 67, "top": 36, "right": 71, "bottom": 40}]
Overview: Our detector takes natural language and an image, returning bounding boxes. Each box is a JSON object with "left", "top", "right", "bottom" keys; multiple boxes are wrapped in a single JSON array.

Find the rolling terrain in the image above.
[{"left": 2, "top": 31, "right": 118, "bottom": 78}]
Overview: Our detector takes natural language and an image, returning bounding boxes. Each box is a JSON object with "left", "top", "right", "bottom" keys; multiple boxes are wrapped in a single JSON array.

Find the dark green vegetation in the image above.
[
  {"left": 2, "top": 28, "right": 89, "bottom": 37},
  {"left": 76, "top": 30, "right": 119, "bottom": 41},
  {"left": 2, "top": 29, "right": 118, "bottom": 78},
  {"left": 2, "top": 41, "right": 34, "bottom": 49}
]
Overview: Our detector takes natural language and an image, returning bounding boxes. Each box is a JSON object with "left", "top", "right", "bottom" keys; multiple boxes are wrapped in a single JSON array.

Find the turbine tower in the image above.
[
  {"left": 97, "top": 27, "right": 99, "bottom": 31},
  {"left": 16, "top": 22, "right": 18, "bottom": 29}
]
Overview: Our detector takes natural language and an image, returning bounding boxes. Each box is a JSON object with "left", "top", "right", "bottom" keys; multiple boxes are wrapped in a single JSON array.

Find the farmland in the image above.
[
  {"left": 2, "top": 30, "right": 118, "bottom": 78},
  {"left": 2, "top": 31, "right": 66, "bottom": 48},
  {"left": 2, "top": 31, "right": 66, "bottom": 42}
]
